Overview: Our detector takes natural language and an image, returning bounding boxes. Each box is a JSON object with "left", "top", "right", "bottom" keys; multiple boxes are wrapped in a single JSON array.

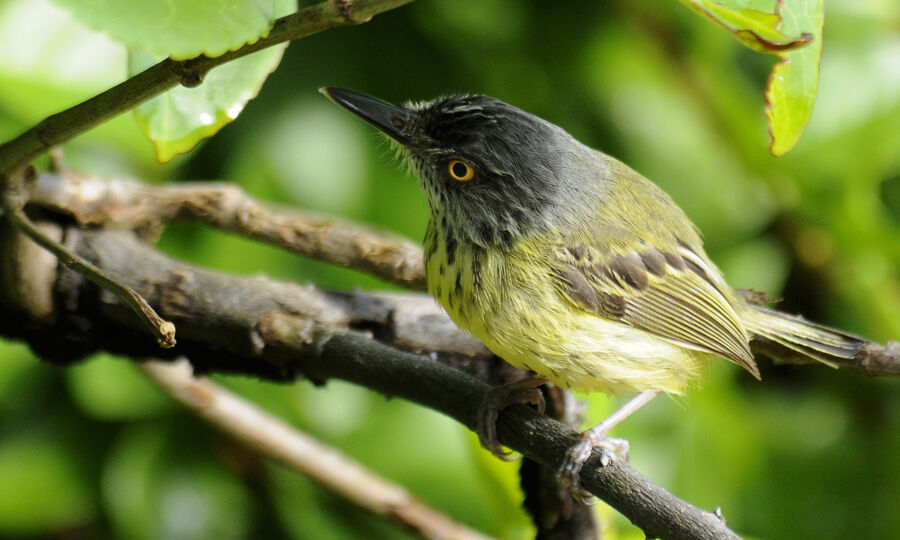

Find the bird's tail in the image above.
[{"left": 740, "top": 304, "right": 865, "bottom": 368}]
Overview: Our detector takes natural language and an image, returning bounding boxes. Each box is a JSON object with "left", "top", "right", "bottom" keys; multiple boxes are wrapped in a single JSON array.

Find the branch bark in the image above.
[
  {"left": 0, "top": 0, "right": 418, "bottom": 366},
  {"left": 0, "top": 224, "right": 739, "bottom": 540},
  {"left": 4, "top": 206, "right": 175, "bottom": 346}
]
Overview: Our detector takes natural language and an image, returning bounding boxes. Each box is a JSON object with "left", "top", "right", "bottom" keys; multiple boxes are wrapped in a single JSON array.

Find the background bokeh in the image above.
[{"left": 0, "top": 0, "right": 899, "bottom": 538}]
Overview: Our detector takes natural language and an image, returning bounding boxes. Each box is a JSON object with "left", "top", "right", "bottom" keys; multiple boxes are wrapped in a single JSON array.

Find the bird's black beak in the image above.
[{"left": 320, "top": 87, "right": 415, "bottom": 146}]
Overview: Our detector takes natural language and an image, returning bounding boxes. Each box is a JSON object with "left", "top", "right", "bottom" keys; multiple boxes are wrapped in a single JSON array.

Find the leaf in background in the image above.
[
  {"left": 678, "top": 0, "right": 823, "bottom": 156},
  {"left": 130, "top": 43, "right": 286, "bottom": 162},
  {"left": 765, "top": 0, "right": 824, "bottom": 156},
  {"left": 103, "top": 425, "right": 252, "bottom": 540},
  {"left": 677, "top": 0, "right": 811, "bottom": 53},
  {"left": 0, "top": 0, "right": 129, "bottom": 141},
  {"left": 0, "top": 435, "right": 95, "bottom": 534},
  {"left": 49, "top": 0, "right": 282, "bottom": 59},
  {"left": 127, "top": 0, "right": 295, "bottom": 162},
  {"left": 66, "top": 354, "right": 173, "bottom": 420}
]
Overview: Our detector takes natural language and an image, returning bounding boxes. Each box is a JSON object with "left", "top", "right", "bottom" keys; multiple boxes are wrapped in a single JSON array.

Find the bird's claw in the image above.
[
  {"left": 474, "top": 400, "right": 519, "bottom": 461},
  {"left": 475, "top": 377, "right": 546, "bottom": 460},
  {"left": 557, "top": 434, "right": 631, "bottom": 505}
]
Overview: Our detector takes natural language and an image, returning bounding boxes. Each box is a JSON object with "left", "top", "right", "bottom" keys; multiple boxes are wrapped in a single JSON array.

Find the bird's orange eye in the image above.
[{"left": 447, "top": 160, "right": 475, "bottom": 182}]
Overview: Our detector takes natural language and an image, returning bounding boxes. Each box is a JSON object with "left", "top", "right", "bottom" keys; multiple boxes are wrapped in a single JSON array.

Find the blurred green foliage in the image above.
[
  {"left": 1, "top": 0, "right": 899, "bottom": 538},
  {"left": 50, "top": 0, "right": 291, "bottom": 59},
  {"left": 127, "top": 0, "right": 297, "bottom": 162}
]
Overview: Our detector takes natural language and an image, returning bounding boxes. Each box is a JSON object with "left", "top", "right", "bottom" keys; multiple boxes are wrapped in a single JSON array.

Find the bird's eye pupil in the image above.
[{"left": 448, "top": 160, "right": 475, "bottom": 181}]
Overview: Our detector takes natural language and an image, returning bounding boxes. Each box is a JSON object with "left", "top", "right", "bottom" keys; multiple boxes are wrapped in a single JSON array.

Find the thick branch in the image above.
[
  {"left": 5, "top": 173, "right": 897, "bottom": 538},
  {"left": 3, "top": 206, "right": 174, "bottom": 347},
  {"left": 0, "top": 0, "right": 414, "bottom": 175},
  {"left": 0, "top": 226, "right": 738, "bottom": 540}
]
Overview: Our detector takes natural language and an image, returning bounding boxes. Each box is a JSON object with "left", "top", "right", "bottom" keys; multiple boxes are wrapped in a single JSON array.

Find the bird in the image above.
[{"left": 320, "top": 86, "right": 868, "bottom": 499}]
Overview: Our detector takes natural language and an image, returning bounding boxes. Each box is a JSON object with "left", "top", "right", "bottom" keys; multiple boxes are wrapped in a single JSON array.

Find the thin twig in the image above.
[
  {"left": 0, "top": 0, "right": 415, "bottom": 176},
  {"left": 2, "top": 209, "right": 175, "bottom": 347},
  {"left": 139, "top": 358, "right": 494, "bottom": 540}
]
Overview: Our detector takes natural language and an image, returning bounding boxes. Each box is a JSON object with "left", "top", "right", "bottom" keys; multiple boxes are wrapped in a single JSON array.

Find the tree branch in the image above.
[
  {"left": 31, "top": 172, "right": 425, "bottom": 290},
  {"left": 1, "top": 167, "right": 176, "bottom": 345},
  {"left": 139, "top": 358, "right": 493, "bottom": 540},
  {"left": 3, "top": 206, "right": 174, "bottom": 347},
  {"left": 0, "top": 225, "right": 738, "bottom": 540},
  {"left": 0, "top": 0, "right": 415, "bottom": 176}
]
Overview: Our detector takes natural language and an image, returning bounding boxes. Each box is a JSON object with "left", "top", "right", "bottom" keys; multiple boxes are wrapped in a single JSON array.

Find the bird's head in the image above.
[{"left": 321, "top": 87, "right": 598, "bottom": 248}]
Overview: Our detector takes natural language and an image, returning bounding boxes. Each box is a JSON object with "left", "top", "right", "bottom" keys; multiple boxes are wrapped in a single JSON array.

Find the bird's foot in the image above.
[
  {"left": 556, "top": 390, "right": 660, "bottom": 504},
  {"left": 557, "top": 432, "right": 630, "bottom": 505},
  {"left": 475, "top": 376, "right": 546, "bottom": 461}
]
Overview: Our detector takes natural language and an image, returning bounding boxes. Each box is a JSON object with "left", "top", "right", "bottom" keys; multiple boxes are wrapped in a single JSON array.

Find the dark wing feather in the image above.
[{"left": 552, "top": 242, "right": 760, "bottom": 378}]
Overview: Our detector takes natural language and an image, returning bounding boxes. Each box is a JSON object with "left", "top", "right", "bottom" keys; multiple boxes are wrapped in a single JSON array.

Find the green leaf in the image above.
[
  {"left": 677, "top": 0, "right": 812, "bottom": 53},
  {"left": 49, "top": 0, "right": 283, "bottom": 59},
  {"left": 127, "top": 0, "right": 295, "bottom": 162},
  {"left": 130, "top": 44, "right": 286, "bottom": 162},
  {"left": 765, "top": 0, "right": 824, "bottom": 156}
]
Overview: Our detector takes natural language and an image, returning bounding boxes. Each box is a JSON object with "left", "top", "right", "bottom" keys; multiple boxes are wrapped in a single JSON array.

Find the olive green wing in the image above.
[{"left": 551, "top": 241, "right": 760, "bottom": 378}]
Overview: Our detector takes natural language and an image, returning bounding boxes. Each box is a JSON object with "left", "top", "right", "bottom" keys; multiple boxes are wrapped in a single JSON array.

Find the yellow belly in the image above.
[{"left": 425, "top": 230, "right": 705, "bottom": 395}]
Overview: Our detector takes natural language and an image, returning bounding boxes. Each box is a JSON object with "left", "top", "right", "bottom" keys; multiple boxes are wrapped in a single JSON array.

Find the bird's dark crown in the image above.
[{"left": 407, "top": 95, "right": 553, "bottom": 160}]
